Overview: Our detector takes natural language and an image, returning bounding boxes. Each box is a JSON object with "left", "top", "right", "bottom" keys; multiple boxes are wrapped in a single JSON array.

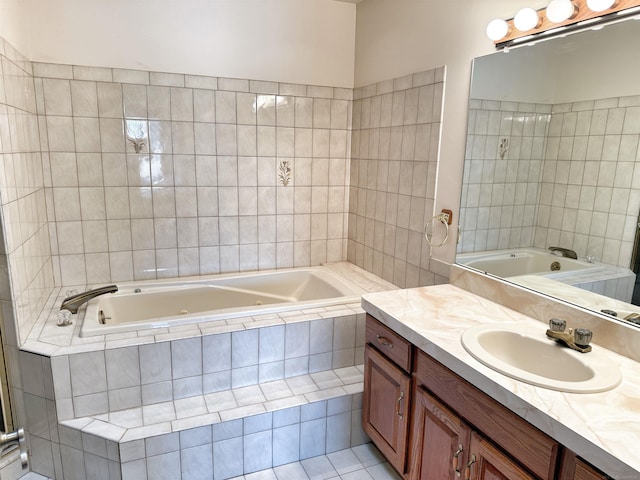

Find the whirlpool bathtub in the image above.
[
  {"left": 80, "top": 266, "right": 366, "bottom": 336},
  {"left": 457, "top": 247, "right": 636, "bottom": 303},
  {"left": 457, "top": 248, "right": 599, "bottom": 278}
]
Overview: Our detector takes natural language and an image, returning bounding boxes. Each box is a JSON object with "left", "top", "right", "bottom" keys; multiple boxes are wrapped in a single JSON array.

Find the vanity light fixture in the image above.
[
  {"left": 486, "top": 18, "right": 510, "bottom": 41},
  {"left": 514, "top": 7, "right": 542, "bottom": 30},
  {"left": 586, "top": 0, "right": 618, "bottom": 11},
  {"left": 487, "top": 0, "right": 640, "bottom": 48},
  {"left": 546, "top": 0, "right": 578, "bottom": 22}
]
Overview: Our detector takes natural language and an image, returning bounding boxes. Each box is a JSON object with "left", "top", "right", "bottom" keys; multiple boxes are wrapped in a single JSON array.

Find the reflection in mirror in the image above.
[{"left": 457, "top": 18, "right": 640, "bottom": 326}]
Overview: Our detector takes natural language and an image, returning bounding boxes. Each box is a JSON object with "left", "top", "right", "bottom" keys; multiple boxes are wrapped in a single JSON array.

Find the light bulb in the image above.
[
  {"left": 586, "top": 0, "right": 617, "bottom": 12},
  {"left": 546, "top": 0, "right": 577, "bottom": 22},
  {"left": 486, "top": 19, "right": 510, "bottom": 41},
  {"left": 514, "top": 7, "right": 541, "bottom": 31}
]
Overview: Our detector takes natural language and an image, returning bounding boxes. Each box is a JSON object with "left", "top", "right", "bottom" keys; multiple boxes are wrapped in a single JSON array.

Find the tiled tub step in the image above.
[
  {"left": 241, "top": 444, "right": 402, "bottom": 480},
  {"left": 57, "top": 366, "right": 367, "bottom": 480}
]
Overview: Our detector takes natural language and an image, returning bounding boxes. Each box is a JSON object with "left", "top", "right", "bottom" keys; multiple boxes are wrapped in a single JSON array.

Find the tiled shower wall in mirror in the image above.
[
  {"left": 348, "top": 68, "right": 445, "bottom": 288},
  {"left": 460, "top": 95, "right": 640, "bottom": 270},
  {"left": 537, "top": 97, "right": 640, "bottom": 268},
  {"left": 34, "top": 63, "right": 352, "bottom": 286},
  {"left": 459, "top": 99, "right": 550, "bottom": 253}
]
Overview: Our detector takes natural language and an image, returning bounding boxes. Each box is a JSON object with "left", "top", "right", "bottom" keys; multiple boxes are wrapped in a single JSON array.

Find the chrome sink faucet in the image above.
[
  {"left": 60, "top": 285, "right": 118, "bottom": 314},
  {"left": 548, "top": 246, "right": 578, "bottom": 259},
  {"left": 546, "top": 318, "right": 592, "bottom": 353}
]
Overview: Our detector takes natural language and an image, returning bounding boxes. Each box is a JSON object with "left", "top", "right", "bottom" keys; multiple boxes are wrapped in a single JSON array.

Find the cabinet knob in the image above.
[{"left": 376, "top": 334, "right": 394, "bottom": 348}]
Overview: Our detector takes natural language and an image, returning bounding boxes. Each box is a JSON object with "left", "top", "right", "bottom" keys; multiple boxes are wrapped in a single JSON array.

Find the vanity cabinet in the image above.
[
  {"left": 363, "top": 315, "right": 413, "bottom": 475},
  {"left": 364, "top": 315, "right": 561, "bottom": 479},
  {"left": 411, "top": 349, "right": 554, "bottom": 479},
  {"left": 409, "top": 385, "right": 535, "bottom": 480},
  {"left": 408, "top": 385, "right": 471, "bottom": 479}
]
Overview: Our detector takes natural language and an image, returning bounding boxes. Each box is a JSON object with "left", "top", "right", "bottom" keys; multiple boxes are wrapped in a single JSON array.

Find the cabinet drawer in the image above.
[
  {"left": 414, "top": 350, "right": 559, "bottom": 480},
  {"left": 366, "top": 314, "right": 412, "bottom": 371}
]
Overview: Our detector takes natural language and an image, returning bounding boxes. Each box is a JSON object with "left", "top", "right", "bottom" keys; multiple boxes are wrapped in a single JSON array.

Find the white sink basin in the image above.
[{"left": 461, "top": 324, "right": 621, "bottom": 393}]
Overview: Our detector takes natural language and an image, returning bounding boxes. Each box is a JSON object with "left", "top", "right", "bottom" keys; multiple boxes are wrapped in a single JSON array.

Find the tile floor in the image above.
[{"left": 230, "top": 444, "right": 402, "bottom": 480}]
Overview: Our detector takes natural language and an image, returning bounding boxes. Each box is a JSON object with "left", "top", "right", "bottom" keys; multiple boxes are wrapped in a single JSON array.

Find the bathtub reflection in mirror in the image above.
[{"left": 457, "top": 18, "right": 640, "bottom": 324}]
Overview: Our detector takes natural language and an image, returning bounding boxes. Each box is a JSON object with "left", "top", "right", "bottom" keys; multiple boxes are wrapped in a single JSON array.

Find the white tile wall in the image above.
[
  {"left": 33, "top": 62, "right": 353, "bottom": 285},
  {"left": 0, "top": 37, "right": 56, "bottom": 480},
  {"left": 0, "top": 40, "right": 54, "bottom": 348},
  {"left": 348, "top": 68, "right": 445, "bottom": 288}
]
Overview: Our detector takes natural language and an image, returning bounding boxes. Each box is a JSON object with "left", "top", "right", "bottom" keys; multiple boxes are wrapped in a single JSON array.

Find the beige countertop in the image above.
[{"left": 362, "top": 283, "right": 640, "bottom": 480}]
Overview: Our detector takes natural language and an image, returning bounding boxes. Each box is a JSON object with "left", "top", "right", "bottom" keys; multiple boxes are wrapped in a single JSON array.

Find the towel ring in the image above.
[{"left": 424, "top": 213, "right": 449, "bottom": 247}]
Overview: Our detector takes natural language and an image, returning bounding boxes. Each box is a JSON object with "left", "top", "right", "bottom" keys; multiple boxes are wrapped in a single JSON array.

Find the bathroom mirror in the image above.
[{"left": 457, "top": 17, "right": 640, "bottom": 324}]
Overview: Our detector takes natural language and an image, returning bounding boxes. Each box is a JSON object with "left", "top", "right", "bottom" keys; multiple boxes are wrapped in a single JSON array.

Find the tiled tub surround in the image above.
[
  {"left": 34, "top": 61, "right": 353, "bottom": 287},
  {"left": 0, "top": 34, "right": 56, "bottom": 480},
  {"left": 0, "top": 35, "right": 55, "bottom": 348},
  {"left": 0, "top": 35, "right": 448, "bottom": 478},
  {"left": 362, "top": 284, "right": 640, "bottom": 479},
  {"left": 348, "top": 68, "right": 445, "bottom": 288},
  {"left": 19, "top": 263, "right": 395, "bottom": 479},
  {"left": 461, "top": 95, "right": 640, "bottom": 271}
]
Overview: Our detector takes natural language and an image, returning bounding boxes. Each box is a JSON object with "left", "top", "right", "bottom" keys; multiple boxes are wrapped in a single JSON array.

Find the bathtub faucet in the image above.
[
  {"left": 548, "top": 246, "right": 577, "bottom": 259},
  {"left": 60, "top": 285, "right": 118, "bottom": 314}
]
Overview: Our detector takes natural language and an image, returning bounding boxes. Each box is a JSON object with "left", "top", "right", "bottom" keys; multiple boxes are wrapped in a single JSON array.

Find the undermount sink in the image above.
[{"left": 461, "top": 323, "right": 621, "bottom": 393}]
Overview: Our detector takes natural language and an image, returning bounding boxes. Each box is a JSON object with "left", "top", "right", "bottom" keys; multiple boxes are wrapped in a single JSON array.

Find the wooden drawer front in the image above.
[
  {"left": 415, "top": 350, "right": 559, "bottom": 480},
  {"left": 366, "top": 314, "right": 412, "bottom": 371}
]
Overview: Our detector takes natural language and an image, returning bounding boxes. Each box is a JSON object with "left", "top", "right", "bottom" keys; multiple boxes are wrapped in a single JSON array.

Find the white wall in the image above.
[
  {"left": 0, "top": 0, "right": 31, "bottom": 56},
  {"left": 21, "top": 0, "right": 357, "bottom": 88},
  {"left": 470, "top": 47, "right": 561, "bottom": 104},
  {"left": 553, "top": 19, "right": 640, "bottom": 103},
  {"left": 354, "top": 0, "right": 548, "bottom": 273}
]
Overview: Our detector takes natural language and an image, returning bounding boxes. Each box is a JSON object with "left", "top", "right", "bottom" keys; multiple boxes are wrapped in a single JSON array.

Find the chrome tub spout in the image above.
[
  {"left": 548, "top": 246, "right": 578, "bottom": 259},
  {"left": 60, "top": 285, "right": 118, "bottom": 314}
]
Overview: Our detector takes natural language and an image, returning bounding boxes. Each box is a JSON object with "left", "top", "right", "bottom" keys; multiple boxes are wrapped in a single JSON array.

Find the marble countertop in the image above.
[{"left": 362, "top": 284, "right": 640, "bottom": 480}]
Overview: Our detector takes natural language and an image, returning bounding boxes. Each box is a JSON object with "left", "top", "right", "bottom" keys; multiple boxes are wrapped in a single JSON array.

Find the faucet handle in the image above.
[
  {"left": 549, "top": 318, "right": 566, "bottom": 333},
  {"left": 574, "top": 328, "right": 593, "bottom": 348}
]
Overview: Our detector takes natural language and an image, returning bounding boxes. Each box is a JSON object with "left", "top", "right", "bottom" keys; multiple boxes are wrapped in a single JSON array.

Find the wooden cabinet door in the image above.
[
  {"left": 363, "top": 344, "right": 411, "bottom": 475},
  {"left": 409, "top": 385, "right": 471, "bottom": 480},
  {"left": 467, "top": 432, "right": 535, "bottom": 480},
  {"left": 573, "top": 458, "right": 610, "bottom": 480}
]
